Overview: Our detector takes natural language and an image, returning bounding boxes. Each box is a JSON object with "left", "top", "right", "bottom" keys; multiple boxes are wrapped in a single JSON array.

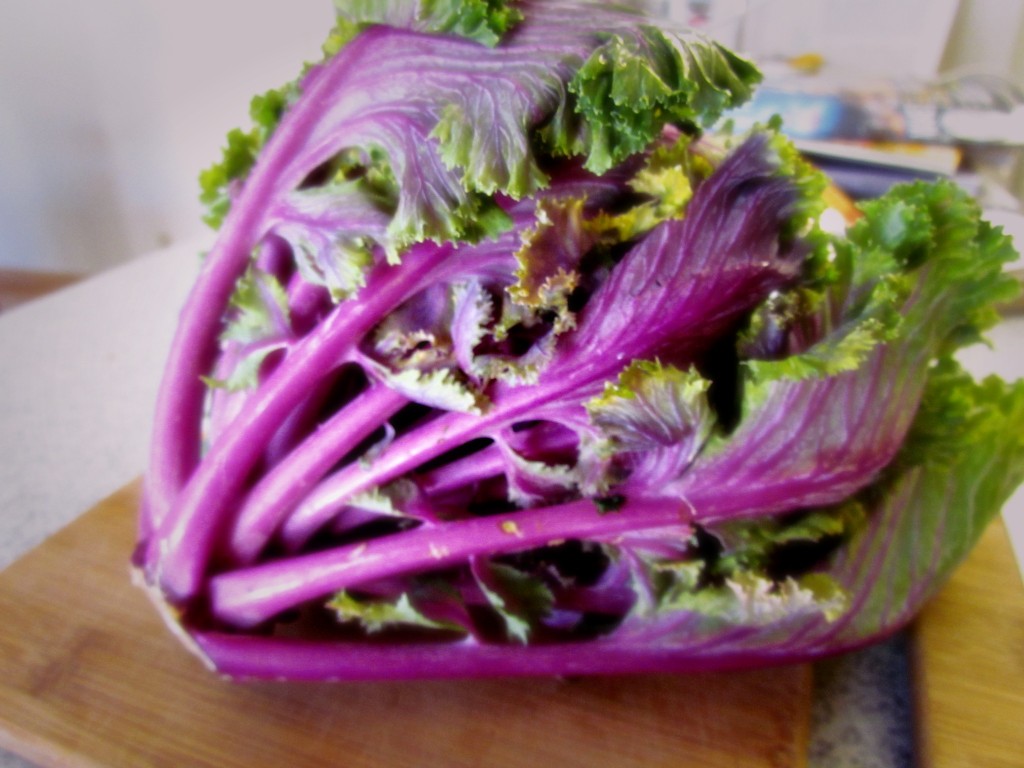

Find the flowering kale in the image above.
[{"left": 136, "top": 0, "right": 1024, "bottom": 680}]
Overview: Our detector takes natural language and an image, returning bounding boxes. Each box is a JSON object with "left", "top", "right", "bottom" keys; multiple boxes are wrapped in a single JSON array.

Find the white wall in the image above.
[
  {"left": 0, "top": 1, "right": 332, "bottom": 273},
  {"left": 2, "top": 0, "right": 1023, "bottom": 274},
  {"left": 662, "top": 0, "right": 961, "bottom": 78}
]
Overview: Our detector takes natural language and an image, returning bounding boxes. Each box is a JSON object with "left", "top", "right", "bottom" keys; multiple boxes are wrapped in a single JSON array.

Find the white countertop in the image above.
[
  {"left": 0, "top": 242, "right": 201, "bottom": 574},
  {"left": 0, "top": 240, "right": 1022, "bottom": 767}
]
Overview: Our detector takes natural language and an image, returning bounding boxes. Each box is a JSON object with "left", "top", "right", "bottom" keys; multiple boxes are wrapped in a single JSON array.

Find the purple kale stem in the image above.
[
  {"left": 286, "top": 273, "right": 331, "bottom": 335},
  {"left": 143, "top": 32, "right": 384, "bottom": 534},
  {"left": 151, "top": 219, "right": 530, "bottom": 598},
  {"left": 152, "top": 212, "right": 528, "bottom": 599},
  {"left": 144, "top": 199, "right": 272, "bottom": 536},
  {"left": 417, "top": 445, "right": 507, "bottom": 497},
  {"left": 258, "top": 374, "right": 331, "bottom": 472},
  {"left": 189, "top": 625, "right": 841, "bottom": 681},
  {"left": 416, "top": 421, "right": 581, "bottom": 496},
  {"left": 210, "top": 495, "right": 692, "bottom": 628},
  {"left": 229, "top": 385, "right": 410, "bottom": 564},
  {"left": 149, "top": 242, "right": 457, "bottom": 601},
  {"left": 279, "top": 386, "right": 554, "bottom": 548},
  {"left": 278, "top": 324, "right": 718, "bottom": 548}
]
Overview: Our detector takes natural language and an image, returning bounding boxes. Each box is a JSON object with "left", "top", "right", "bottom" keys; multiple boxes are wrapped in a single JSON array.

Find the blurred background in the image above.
[
  {"left": 0, "top": 1, "right": 333, "bottom": 274},
  {"left": 2, "top": 0, "right": 1024, "bottom": 275}
]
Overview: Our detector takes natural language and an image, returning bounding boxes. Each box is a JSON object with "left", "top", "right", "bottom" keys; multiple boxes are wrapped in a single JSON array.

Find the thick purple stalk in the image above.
[
  {"left": 143, "top": 199, "right": 272, "bottom": 534},
  {"left": 416, "top": 423, "right": 580, "bottom": 497},
  {"left": 229, "top": 385, "right": 410, "bottom": 564},
  {"left": 286, "top": 275, "right": 331, "bottom": 335},
  {"left": 259, "top": 377, "right": 331, "bottom": 471},
  {"left": 144, "top": 31, "right": 390, "bottom": 534},
  {"left": 204, "top": 346, "right": 257, "bottom": 443},
  {"left": 416, "top": 446, "right": 507, "bottom": 497},
  {"left": 189, "top": 624, "right": 879, "bottom": 681},
  {"left": 154, "top": 213, "right": 539, "bottom": 590},
  {"left": 149, "top": 243, "right": 458, "bottom": 600},
  {"left": 210, "top": 495, "right": 691, "bottom": 628},
  {"left": 280, "top": 388, "right": 547, "bottom": 547}
]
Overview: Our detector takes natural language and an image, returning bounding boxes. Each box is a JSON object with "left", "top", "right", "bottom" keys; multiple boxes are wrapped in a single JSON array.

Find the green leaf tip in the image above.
[
  {"left": 570, "top": 26, "right": 761, "bottom": 173},
  {"left": 333, "top": 0, "right": 523, "bottom": 47},
  {"left": 199, "top": 83, "right": 301, "bottom": 230}
]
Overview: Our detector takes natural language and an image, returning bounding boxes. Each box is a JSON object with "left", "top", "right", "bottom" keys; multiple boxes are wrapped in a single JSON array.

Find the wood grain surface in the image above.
[
  {"left": 0, "top": 481, "right": 811, "bottom": 768},
  {"left": 912, "top": 516, "right": 1024, "bottom": 768}
]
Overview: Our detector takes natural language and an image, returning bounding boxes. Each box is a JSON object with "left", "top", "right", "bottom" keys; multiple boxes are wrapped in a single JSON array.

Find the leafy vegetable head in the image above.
[{"left": 136, "top": 0, "right": 1024, "bottom": 680}]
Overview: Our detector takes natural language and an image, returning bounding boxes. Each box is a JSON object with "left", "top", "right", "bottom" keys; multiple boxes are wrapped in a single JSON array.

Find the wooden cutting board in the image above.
[
  {"left": 912, "top": 515, "right": 1024, "bottom": 768},
  {"left": 0, "top": 481, "right": 811, "bottom": 768}
]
